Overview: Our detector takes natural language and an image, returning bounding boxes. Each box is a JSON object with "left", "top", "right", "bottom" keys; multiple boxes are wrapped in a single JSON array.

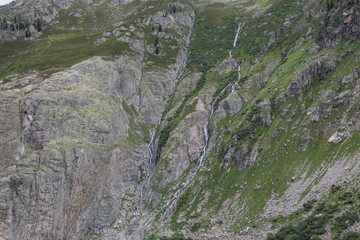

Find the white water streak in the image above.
[
  {"left": 157, "top": 21, "right": 251, "bottom": 220},
  {"left": 229, "top": 23, "right": 241, "bottom": 58},
  {"left": 135, "top": 16, "right": 195, "bottom": 222},
  {"left": 139, "top": 20, "right": 256, "bottom": 234},
  {"left": 233, "top": 23, "right": 242, "bottom": 47}
]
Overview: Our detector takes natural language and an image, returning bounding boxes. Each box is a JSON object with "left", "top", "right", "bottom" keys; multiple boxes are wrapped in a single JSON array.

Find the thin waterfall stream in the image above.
[
  {"left": 134, "top": 15, "right": 195, "bottom": 222},
  {"left": 138, "top": 21, "right": 255, "bottom": 234},
  {"left": 154, "top": 22, "right": 253, "bottom": 221}
]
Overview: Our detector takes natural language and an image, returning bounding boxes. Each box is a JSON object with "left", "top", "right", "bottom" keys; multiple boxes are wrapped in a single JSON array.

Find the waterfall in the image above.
[
  {"left": 233, "top": 23, "right": 242, "bottom": 47},
  {"left": 234, "top": 23, "right": 244, "bottom": 82},
  {"left": 155, "top": 21, "right": 252, "bottom": 220},
  {"left": 229, "top": 23, "right": 242, "bottom": 58},
  {"left": 134, "top": 15, "right": 195, "bottom": 221},
  {"left": 137, "top": 20, "right": 255, "bottom": 235}
]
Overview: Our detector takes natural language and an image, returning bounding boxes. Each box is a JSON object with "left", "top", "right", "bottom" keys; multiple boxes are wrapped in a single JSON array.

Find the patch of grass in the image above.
[{"left": 0, "top": 35, "right": 130, "bottom": 82}]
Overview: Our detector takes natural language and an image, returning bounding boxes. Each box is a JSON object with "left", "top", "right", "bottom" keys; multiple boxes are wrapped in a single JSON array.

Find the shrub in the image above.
[
  {"left": 190, "top": 222, "right": 201, "bottom": 233},
  {"left": 303, "top": 199, "right": 317, "bottom": 212},
  {"left": 332, "top": 212, "right": 360, "bottom": 239},
  {"left": 342, "top": 232, "right": 360, "bottom": 240}
]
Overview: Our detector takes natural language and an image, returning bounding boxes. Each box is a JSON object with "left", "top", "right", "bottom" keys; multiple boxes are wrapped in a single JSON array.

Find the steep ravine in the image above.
[
  {"left": 132, "top": 19, "right": 257, "bottom": 239},
  {"left": 159, "top": 20, "right": 250, "bottom": 219},
  {"left": 135, "top": 13, "right": 195, "bottom": 226}
]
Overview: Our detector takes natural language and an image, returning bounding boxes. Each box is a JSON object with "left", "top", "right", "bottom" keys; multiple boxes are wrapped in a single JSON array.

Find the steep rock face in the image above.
[
  {"left": 217, "top": 92, "right": 243, "bottom": 118},
  {"left": 0, "top": 53, "right": 181, "bottom": 239},
  {"left": 3, "top": 56, "right": 139, "bottom": 239},
  {"left": 0, "top": 90, "right": 22, "bottom": 237},
  {"left": 212, "top": 57, "right": 240, "bottom": 75},
  {"left": 318, "top": 0, "right": 360, "bottom": 47},
  {"left": 257, "top": 98, "right": 272, "bottom": 126},
  {"left": 0, "top": 0, "right": 196, "bottom": 237},
  {"left": 155, "top": 98, "right": 208, "bottom": 190},
  {"left": 2, "top": 0, "right": 62, "bottom": 22},
  {"left": 284, "top": 59, "right": 338, "bottom": 99}
]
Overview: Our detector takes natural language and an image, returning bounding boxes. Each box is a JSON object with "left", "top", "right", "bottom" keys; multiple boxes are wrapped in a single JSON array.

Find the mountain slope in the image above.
[{"left": 0, "top": 0, "right": 359, "bottom": 239}]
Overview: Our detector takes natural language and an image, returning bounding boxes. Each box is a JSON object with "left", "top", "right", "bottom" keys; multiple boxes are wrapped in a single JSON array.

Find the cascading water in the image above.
[
  {"left": 233, "top": 23, "right": 244, "bottom": 82},
  {"left": 234, "top": 23, "right": 242, "bottom": 47},
  {"left": 229, "top": 23, "right": 243, "bottom": 58},
  {"left": 138, "top": 21, "right": 255, "bottom": 235},
  {"left": 154, "top": 21, "right": 253, "bottom": 220},
  {"left": 134, "top": 15, "right": 195, "bottom": 221}
]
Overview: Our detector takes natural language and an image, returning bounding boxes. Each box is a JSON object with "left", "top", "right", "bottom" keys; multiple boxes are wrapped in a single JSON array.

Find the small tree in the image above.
[
  {"left": 155, "top": 46, "right": 159, "bottom": 55},
  {"left": 172, "top": 5, "right": 176, "bottom": 13},
  {"left": 3, "top": 18, "right": 6, "bottom": 30},
  {"left": 158, "top": 24, "right": 162, "bottom": 32},
  {"left": 36, "top": 18, "right": 42, "bottom": 31},
  {"left": 25, "top": 29, "right": 31, "bottom": 38},
  {"left": 154, "top": 36, "right": 159, "bottom": 46}
]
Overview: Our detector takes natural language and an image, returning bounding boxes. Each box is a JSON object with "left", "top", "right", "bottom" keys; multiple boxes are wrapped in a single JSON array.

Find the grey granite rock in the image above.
[
  {"left": 318, "top": 0, "right": 360, "bottom": 47},
  {"left": 286, "top": 59, "right": 338, "bottom": 97}
]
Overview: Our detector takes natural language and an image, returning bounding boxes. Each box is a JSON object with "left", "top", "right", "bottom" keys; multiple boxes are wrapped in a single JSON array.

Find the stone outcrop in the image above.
[
  {"left": 286, "top": 59, "right": 338, "bottom": 98},
  {"left": 212, "top": 57, "right": 240, "bottom": 74},
  {"left": 154, "top": 98, "right": 208, "bottom": 190},
  {"left": 318, "top": 0, "right": 360, "bottom": 47},
  {"left": 257, "top": 98, "right": 272, "bottom": 126}
]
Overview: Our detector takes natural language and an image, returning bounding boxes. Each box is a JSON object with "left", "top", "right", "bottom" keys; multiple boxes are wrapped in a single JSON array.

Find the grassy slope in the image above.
[
  {"left": 0, "top": 0, "right": 192, "bottom": 82},
  {"left": 149, "top": 0, "right": 360, "bottom": 238}
]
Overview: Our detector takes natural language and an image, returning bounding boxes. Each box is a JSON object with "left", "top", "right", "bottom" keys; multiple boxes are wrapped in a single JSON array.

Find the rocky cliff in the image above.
[{"left": 0, "top": 0, "right": 360, "bottom": 239}]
